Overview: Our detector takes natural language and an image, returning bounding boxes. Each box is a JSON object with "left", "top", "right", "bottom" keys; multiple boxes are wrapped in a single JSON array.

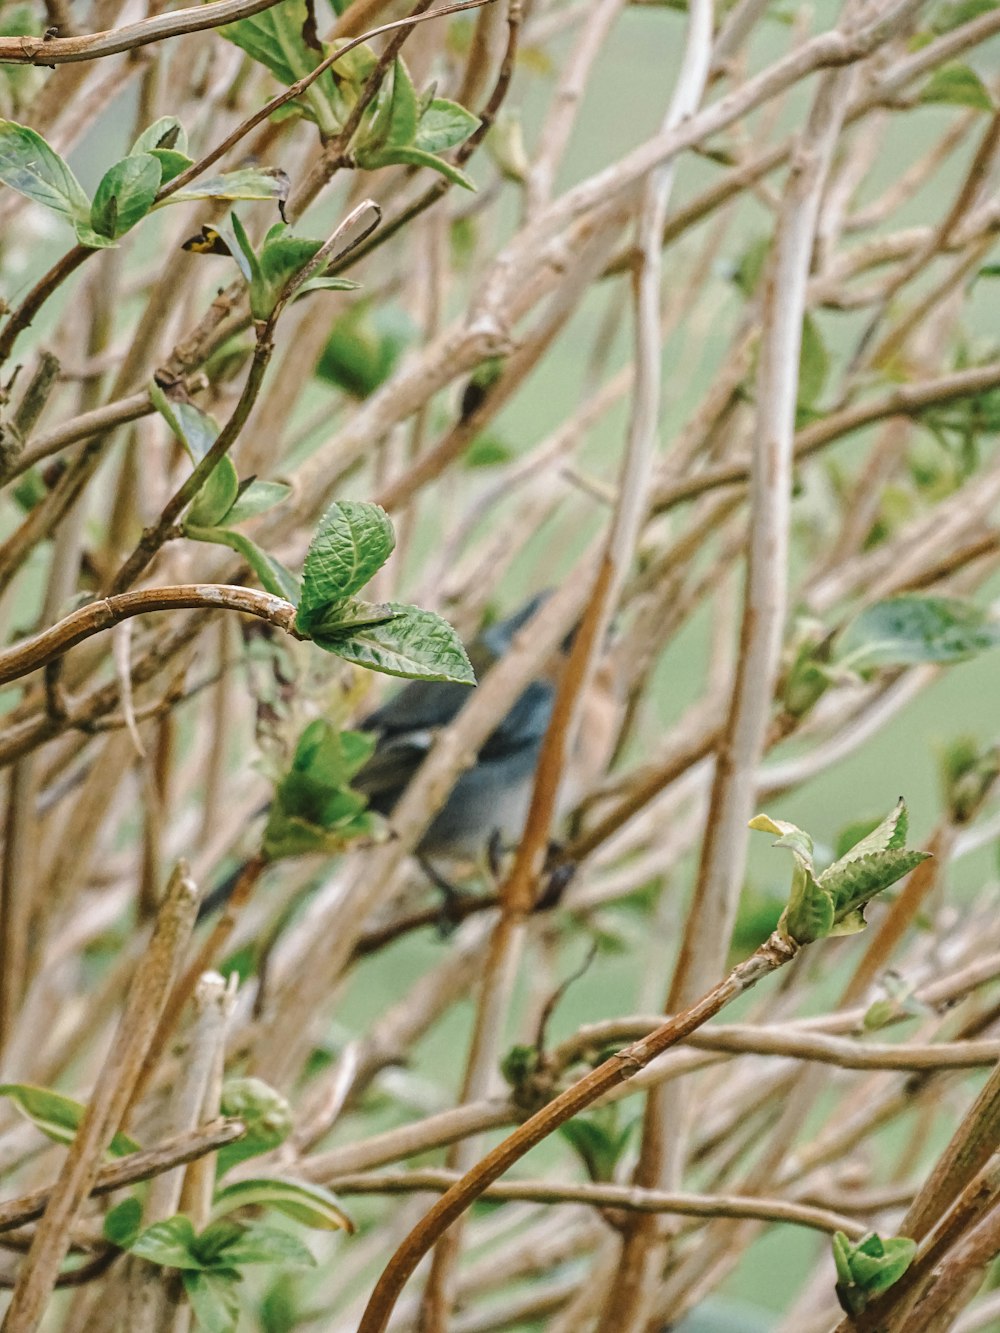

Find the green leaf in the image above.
[
  {"left": 183, "top": 1270, "right": 242, "bottom": 1333},
  {"left": 560, "top": 1109, "right": 636, "bottom": 1183},
  {"left": 364, "top": 59, "right": 419, "bottom": 153},
  {"left": 293, "top": 275, "right": 362, "bottom": 300},
  {"left": 357, "top": 143, "right": 476, "bottom": 189},
  {"left": 920, "top": 62, "right": 993, "bottom": 109},
  {"left": 310, "top": 597, "right": 398, "bottom": 634},
  {"left": 314, "top": 601, "right": 476, "bottom": 684},
  {"left": 150, "top": 147, "right": 194, "bottom": 184},
  {"left": 130, "top": 1215, "right": 204, "bottom": 1269},
  {"left": 798, "top": 313, "right": 829, "bottom": 410},
  {"left": 168, "top": 167, "right": 290, "bottom": 212},
  {"left": 103, "top": 1197, "right": 143, "bottom": 1248},
  {"left": 131, "top": 116, "right": 188, "bottom": 156},
  {"left": 821, "top": 848, "right": 930, "bottom": 919},
  {"left": 0, "top": 119, "right": 90, "bottom": 224},
  {"left": 212, "top": 1177, "right": 354, "bottom": 1232},
  {"left": 73, "top": 222, "right": 119, "bottom": 249},
  {"left": 183, "top": 524, "right": 300, "bottom": 603},
  {"left": 781, "top": 860, "right": 835, "bottom": 944},
  {"left": 223, "top": 479, "right": 291, "bottom": 526},
  {"left": 837, "top": 595, "right": 1000, "bottom": 669},
  {"left": 262, "top": 720, "right": 378, "bottom": 860},
  {"left": 212, "top": 1222, "right": 316, "bottom": 1267},
  {"left": 295, "top": 501, "right": 395, "bottom": 633},
  {"left": 91, "top": 154, "right": 162, "bottom": 238},
  {"left": 0, "top": 1083, "right": 140, "bottom": 1157},
  {"left": 219, "top": 0, "right": 346, "bottom": 137},
  {"left": 186, "top": 459, "right": 240, "bottom": 529},
  {"left": 316, "top": 303, "right": 413, "bottom": 398},
  {"left": 217, "top": 1077, "right": 292, "bottom": 1175},
  {"left": 415, "top": 98, "right": 479, "bottom": 153},
  {"left": 827, "top": 800, "right": 908, "bottom": 865},
  {"left": 833, "top": 1230, "right": 917, "bottom": 1315},
  {"left": 150, "top": 383, "right": 220, "bottom": 462}
]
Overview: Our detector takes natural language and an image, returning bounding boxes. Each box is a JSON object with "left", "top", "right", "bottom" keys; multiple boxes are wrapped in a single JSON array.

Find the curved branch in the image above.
[
  {"left": 0, "top": 585, "right": 297, "bottom": 687},
  {"left": 0, "top": 0, "right": 287, "bottom": 65}
]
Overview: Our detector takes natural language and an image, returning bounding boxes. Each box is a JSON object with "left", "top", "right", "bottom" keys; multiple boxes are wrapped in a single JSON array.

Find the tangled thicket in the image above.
[{"left": 2, "top": 1, "right": 1000, "bottom": 1331}]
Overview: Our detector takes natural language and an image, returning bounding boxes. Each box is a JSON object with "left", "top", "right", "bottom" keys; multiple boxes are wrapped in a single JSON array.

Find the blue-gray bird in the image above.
[
  {"left": 202, "top": 596, "right": 619, "bottom": 915},
  {"left": 355, "top": 595, "right": 620, "bottom": 873}
]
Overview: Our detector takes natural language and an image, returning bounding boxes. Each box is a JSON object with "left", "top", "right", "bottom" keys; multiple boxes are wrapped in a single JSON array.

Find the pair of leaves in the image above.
[
  {"left": 354, "top": 58, "right": 480, "bottom": 188},
  {"left": 782, "top": 594, "right": 1000, "bottom": 718},
  {"left": 104, "top": 1207, "right": 316, "bottom": 1333},
  {"left": 0, "top": 1082, "right": 139, "bottom": 1156},
  {"left": 150, "top": 382, "right": 298, "bottom": 603},
  {"left": 220, "top": 0, "right": 376, "bottom": 137},
  {"left": 833, "top": 1230, "right": 917, "bottom": 1316},
  {"left": 750, "top": 801, "right": 930, "bottom": 944},
  {"left": 183, "top": 214, "right": 358, "bottom": 321},
  {"left": 0, "top": 116, "right": 286, "bottom": 248},
  {"left": 560, "top": 1108, "right": 638, "bottom": 1182},
  {"left": 262, "top": 719, "right": 380, "bottom": 860},
  {"left": 294, "top": 501, "right": 476, "bottom": 684}
]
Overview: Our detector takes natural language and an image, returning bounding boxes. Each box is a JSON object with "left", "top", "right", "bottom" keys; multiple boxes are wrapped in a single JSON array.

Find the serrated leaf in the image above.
[
  {"left": 183, "top": 1270, "right": 241, "bottom": 1333},
  {"left": 223, "top": 479, "right": 291, "bottom": 525},
  {"left": 822, "top": 849, "right": 930, "bottom": 918},
  {"left": 295, "top": 501, "right": 395, "bottom": 633},
  {"left": 0, "top": 1083, "right": 139, "bottom": 1156},
  {"left": 131, "top": 116, "right": 187, "bottom": 156},
  {"left": 186, "top": 458, "right": 240, "bottom": 529},
  {"left": 90, "top": 153, "right": 161, "bottom": 238},
  {"left": 920, "top": 62, "right": 993, "bottom": 109},
  {"left": 0, "top": 119, "right": 90, "bottom": 224},
  {"left": 311, "top": 597, "right": 398, "bottom": 634},
  {"left": 781, "top": 869, "right": 835, "bottom": 944},
  {"left": 415, "top": 97, "right": 479, "bottom": 153},
  {"left": 822, "top": 800, "right": 908, "bottom": 867},
  {"left": 213, "top": 1177, "right": 354, "bottom": 1232},
  {"left": 183, "top": 524, "right": 300, "bottom": 603},
  {"left": 315, "top": 601, "right": 476, "bottom": 684},
  {"left": 838, "top": 595, "right": 1000, "bottom": 669},
  {"left": 103, "top": 1196, "right": 143, "bottom": 1248},
  {"left": 130, "top": 1215, "right": 203, "bottom": 1269}
]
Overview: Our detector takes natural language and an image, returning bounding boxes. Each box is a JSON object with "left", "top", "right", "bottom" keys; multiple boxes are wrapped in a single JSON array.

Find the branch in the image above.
[
  {"left": 330, "top": 1168, "right": 868, "bottom": 1239},
  {"left": 355, "top": 929, "right": 799, "bottom": 1333},
  {"left": 0, "top": 586, "right": 297, "bottom": 688},
  {"left": 0, "top": 0, "right": 288, "bottom": 64}
]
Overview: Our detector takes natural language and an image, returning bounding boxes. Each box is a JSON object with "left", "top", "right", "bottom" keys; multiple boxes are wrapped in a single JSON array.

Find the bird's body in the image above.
[{"left": 353, "top": 597, "right": 621, "bottom": 867}]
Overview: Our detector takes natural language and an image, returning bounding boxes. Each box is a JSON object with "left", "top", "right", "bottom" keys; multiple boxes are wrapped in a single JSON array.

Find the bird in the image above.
[
  {"left": 354, "top": 593, "right": 620, "bottom": 880},
  {"left": 201, "top": 593, "right": 620, "bottom": 915}
]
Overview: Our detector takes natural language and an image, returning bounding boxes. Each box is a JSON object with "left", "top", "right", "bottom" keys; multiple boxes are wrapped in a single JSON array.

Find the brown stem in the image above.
[
  {"left": 356, "top": 929, "right": 799, "bottom": 1333},
  {"left": 0, "top": 586, "right": 297, "bottom": 688}
]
